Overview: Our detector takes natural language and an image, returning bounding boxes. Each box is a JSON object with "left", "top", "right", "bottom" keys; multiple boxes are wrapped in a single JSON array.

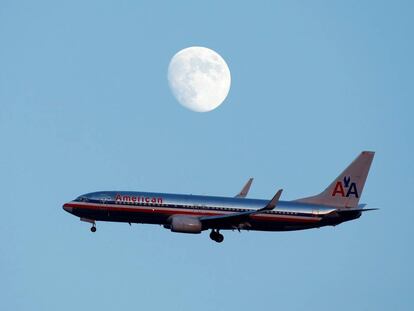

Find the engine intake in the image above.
[{"left": 169, "top": 216, "right": 202, "bottom": 234}]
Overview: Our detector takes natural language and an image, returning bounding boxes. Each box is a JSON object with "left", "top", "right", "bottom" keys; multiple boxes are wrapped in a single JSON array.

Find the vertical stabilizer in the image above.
[{"left": 295, "top": 151, "right": 375, "bottom": 209}]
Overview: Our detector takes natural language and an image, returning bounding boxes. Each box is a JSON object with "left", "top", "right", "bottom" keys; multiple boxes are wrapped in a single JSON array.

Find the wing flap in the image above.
[{"left": 201, "top": 189, "right": 283, "bottom": 228}]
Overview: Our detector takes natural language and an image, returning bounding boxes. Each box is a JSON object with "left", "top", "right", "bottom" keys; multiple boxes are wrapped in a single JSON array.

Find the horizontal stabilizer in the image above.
[{"left": 337, "top": 208, "right": 379, "bottom": 213}]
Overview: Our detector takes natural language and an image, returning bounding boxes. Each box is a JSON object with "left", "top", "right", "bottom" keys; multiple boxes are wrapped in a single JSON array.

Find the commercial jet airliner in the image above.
[{"left": 63, "top": 151, "right": 376, "bottom": 243}]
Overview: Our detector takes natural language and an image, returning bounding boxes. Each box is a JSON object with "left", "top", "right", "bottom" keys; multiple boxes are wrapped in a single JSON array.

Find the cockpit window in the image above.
[{"left": 75, "top": 196, "right": 89, "bottom": 202}]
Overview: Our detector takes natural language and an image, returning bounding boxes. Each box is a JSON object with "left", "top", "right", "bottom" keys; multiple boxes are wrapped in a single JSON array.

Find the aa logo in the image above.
[{"left": 332, "top": 176, "right": 359, "bottom": 198}]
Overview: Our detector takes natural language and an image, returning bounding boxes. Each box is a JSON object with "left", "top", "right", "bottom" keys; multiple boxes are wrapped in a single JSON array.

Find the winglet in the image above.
[
  {"left": 235, "top": 178, "right": 254, "bottom": 198},
  {"left": 262, "top": 189, "right": 283, "bottom": 211}
]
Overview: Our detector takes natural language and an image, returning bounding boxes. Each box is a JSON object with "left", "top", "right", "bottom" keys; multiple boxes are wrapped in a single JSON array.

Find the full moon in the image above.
[{"left": 168, "top": 46, "right": 231, "bottom": 112}]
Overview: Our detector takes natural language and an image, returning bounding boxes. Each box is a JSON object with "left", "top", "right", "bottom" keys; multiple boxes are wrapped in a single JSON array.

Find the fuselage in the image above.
[{"left": 63, "top": 191, "right": 360, "bottom": 232}]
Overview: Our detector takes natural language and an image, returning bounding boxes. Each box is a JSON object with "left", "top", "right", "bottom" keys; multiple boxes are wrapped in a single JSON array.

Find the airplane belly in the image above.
[
  {"left": 206, "top": 215, "right": 323, "bottom": 232},
  {"left": 248, "top": 221, "right": 322, "bottom": 232},
  {"left": 73, "top": 207, "right": 168, "bottom": 225},
  {"left": 261, "top": 218, "right": 321, "bottom": 231},
  {"left": 107, "top": 209, "right": 169, "bottom": 224}
]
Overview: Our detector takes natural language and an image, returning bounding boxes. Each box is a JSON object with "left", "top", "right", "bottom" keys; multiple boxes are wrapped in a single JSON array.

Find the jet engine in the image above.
[{"left": 169, "top": 216, "right": 202, "bottom": 234}]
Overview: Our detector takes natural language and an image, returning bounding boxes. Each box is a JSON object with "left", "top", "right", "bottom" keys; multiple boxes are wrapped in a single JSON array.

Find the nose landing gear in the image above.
[
  {"left": 80, "top": 218, "right": 96, "bottom": 233},
  {"left": 209, "top": 230, "right": 224, "bottom": 243}
]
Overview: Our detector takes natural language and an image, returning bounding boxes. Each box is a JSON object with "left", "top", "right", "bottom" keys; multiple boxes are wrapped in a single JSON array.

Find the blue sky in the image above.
[{"left": 1, "top": 1, "right": 413, "bottom": 310}]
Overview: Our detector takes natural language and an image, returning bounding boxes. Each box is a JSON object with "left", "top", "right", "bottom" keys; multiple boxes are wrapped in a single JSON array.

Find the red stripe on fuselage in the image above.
[{"left": 65, "top": 202, "right": 321, "bottom": 224}]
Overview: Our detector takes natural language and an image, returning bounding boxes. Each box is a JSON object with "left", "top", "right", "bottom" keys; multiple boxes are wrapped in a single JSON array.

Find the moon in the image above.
[{"left": 168, "top": 46, "right": 231, "bottom": 112}]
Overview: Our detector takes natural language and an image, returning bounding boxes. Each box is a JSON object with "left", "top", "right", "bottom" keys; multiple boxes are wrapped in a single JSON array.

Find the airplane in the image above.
[{"left": 63, "top": 151, "right": 376, "bottom": 243}]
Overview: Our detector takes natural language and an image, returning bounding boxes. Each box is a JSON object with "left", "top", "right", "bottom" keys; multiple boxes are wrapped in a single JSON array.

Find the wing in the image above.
[
  {"left": 201, "top": 189, "right": 283, "bottom": 228},
  {"left": 235, "top": 178, "right": 254, "bottom": 198}
]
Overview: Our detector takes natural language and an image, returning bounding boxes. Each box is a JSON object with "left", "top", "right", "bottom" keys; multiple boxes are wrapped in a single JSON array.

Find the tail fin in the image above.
[{"left": 295, "top": 151, "right": 375, "bottom": 209}]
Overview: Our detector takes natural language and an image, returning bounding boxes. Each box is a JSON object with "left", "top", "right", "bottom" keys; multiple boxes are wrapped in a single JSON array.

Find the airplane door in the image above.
[{"left": 100, "top": 196, "right": 111, "bottom": 218}]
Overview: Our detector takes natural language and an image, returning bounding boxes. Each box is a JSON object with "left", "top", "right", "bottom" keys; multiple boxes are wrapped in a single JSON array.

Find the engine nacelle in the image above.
[{"left": 169, "top": 216, "right": 202, "bottom": 234}]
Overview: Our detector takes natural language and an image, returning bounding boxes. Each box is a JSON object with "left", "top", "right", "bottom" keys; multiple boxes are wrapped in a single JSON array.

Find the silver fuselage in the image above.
[{"left": 63, "top": 191, "right": 361, "bottom": 231}]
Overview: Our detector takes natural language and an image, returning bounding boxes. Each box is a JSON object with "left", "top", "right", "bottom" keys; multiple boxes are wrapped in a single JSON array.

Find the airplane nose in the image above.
[{"left": 63, "top": 203, "right": 73, "bottom": 213}]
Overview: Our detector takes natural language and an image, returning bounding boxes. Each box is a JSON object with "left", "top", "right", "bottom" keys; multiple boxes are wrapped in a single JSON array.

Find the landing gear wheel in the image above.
[
  {"left": 209, "top": 230, "right": 224, "bottom": 243},
  {"left": 90, "top": 226, "right": 96, "bottom": 233},
  {"left": 216, "top": 233, "right": 224, "bottom": 243}
]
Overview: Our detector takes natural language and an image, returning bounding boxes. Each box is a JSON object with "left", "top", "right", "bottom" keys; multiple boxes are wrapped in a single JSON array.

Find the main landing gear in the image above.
[
  {"left": 90, "top": 224, "right": 96, "bottom": 233},
  {"left": 210, "top": 230, "right": 224, "bottom": 243}
]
